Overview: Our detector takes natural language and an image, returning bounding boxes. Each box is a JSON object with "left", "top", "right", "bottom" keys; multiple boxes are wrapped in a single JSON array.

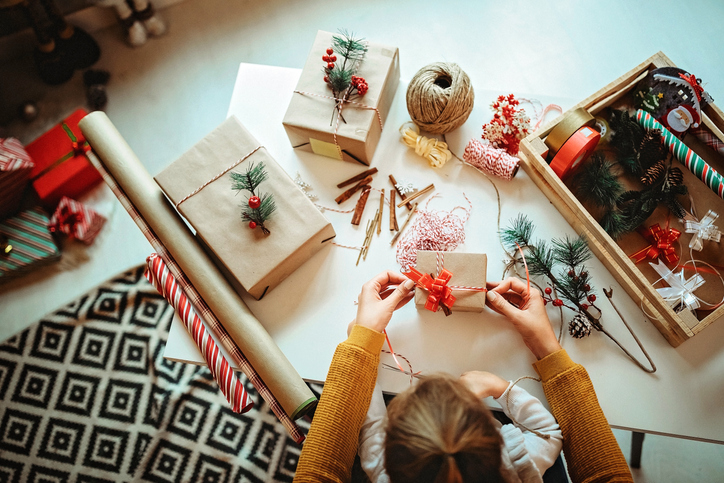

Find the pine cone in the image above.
[
  {"left": 568, "top": 313, "right": 593, "bottom": 339},
  {"left": 638, "top": 130, "right": 667, "bottom": 170},
  {"left": 668, "top": 167, "right": 684, "bottom": 186},
  {"left": 640, "top": 160, "right": 666, "bottom": 186}
]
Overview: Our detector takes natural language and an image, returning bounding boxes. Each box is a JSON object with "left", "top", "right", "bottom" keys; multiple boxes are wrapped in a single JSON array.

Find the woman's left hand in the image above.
[{"left": 352, "top": 271, "right": 416, "bottom": 334}]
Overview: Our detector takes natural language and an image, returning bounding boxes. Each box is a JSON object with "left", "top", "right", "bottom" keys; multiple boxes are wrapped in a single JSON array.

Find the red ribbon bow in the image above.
[
  {"left": 679, "top": 73, "right": 704, "bottom": 102},
  {"left": 404, "top": 267, "right": 457, "bottom": 316},
  {"left": 51, "top": 205, "right": 82, "bottom": 235},
  {"left": 630, "top": 223, "right": 681, "bottom": 265}
]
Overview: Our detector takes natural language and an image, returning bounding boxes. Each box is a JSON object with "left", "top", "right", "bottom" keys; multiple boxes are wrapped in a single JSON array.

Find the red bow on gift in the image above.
[
  {"left": 404, "top": 267, "right": 457, "bottom": 316},
  {"left": 630, "top": 223, "right": 681, "bottom": 265},
  {"left": 51, "top": 205, "right": 82, "bottom": 234}
]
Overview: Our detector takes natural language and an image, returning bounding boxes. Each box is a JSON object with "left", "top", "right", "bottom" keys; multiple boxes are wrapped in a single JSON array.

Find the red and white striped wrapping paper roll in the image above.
[{"left": 145, "top": 253, "right": 253, "bottom": 413}]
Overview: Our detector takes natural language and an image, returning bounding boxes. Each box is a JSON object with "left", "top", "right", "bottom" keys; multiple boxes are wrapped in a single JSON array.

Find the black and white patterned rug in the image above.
[{"left": 0, "top": 265, "right": 321, "bottom": 483}]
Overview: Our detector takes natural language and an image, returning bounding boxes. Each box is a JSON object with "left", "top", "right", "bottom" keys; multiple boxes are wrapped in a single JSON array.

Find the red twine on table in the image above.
[{"left": 396, "top": 195, "right": 471, "bottom": 272}]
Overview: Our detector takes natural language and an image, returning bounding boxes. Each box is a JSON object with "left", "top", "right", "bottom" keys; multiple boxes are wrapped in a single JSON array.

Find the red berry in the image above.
[
  {"left": 248, "top": 196, "right": 261, "bottom": 209},
  {"left": 326, "top": 48, "right": 333, "bottom": 55},
  {"left": 327, "top": 62, "right": 335, "bottom": 69},
  {"left": 581, "top": 303, "right": 589, "bottom": 309},
  {"left": 323, "top": 76, "right": 329, "bottom": 83},
  {"left": 553, "top": 299, "right": 563, "bottom": 307},
  {"left": 322, "top": 55, "right": 330, "bottom": 62},
  {"left": 583, "top": 284, "right": 591, "bottom": 292},
  {"left": 248, "top": 221, "right": 257, "bottom": 229},
  {"left": 543, "top": 299, "right": 548, "bottom": 305},
  {"left": 587, "top": 294, "right": 596, "bottom": 302},
  {"left": 581, "top": 271, "right": 588, "bottom": 277},
  {"left": 330, "top": 55, "right": 337, "bottom": 62},
  {"left": 544, "top": 287, "right": 552, "bottom": 295},
  {"left": 568, "top": 270, "right": 575, "bottom": 277}
]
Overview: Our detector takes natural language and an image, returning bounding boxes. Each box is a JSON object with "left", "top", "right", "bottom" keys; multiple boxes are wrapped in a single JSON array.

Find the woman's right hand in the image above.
[{"left": 485, "top": 277, "right": 562, "bottom": 360}]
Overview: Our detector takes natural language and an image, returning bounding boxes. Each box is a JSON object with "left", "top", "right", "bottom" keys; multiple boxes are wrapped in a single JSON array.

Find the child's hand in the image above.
[
  {"left": 460, "top": 371, "right": 510, "bottom": 399},
  {"left": 354, "top": 271, "right": 416, "bottom": 333},
  {"left": 485, "top": 277, "right": 562, "bottom": 360}
]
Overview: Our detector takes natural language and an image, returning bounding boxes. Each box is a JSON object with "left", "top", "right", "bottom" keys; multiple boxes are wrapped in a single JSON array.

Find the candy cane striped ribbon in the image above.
[
  {"left": 636, "top": 109, "right": 724, "bottom": 199},
  {"left": 145, "top": 253, "right": 253, "bottom": 413}
]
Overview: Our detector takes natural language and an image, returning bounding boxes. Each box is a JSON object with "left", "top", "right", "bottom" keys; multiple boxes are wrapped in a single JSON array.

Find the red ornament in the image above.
[
  {"left": 248, "top": 221, "right": 257, "bottom": 229},
  {"left": 326, "top": 48, "right": 333, "bottom": 55},
  {"left": 587, "top": 294, "right": 596, "bottom": 302},
  {"left": 544, "top": 287, "right": 552, "bottom": 295},
  {"left": 322, "top": 55, "right": 330, "bottom": 62},
  {"left": 248, "top": 196, "right": 261, "bottom": 209},
  {"left": 327, "top": 62, "right": 335, "bottom": 69}
]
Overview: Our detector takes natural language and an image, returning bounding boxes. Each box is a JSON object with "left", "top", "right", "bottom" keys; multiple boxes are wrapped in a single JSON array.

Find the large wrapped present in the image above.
[
  {"left": 0, "top": 138, "right": 35, "bottom": 220},
  {"left": 282, "top": 30, "right": 400, "bottom": 165},
  {"left": 406, "top": 250, "right": 487, "bottom": 314},
  {"left": 155, "top": 116, "right": 336, "bottom": 300},
  {"left": 25, "top": 108, "right": 103, "bottom": 207},
  {"left": 0, "top": 207, "right": 60, "bottom": 284}
]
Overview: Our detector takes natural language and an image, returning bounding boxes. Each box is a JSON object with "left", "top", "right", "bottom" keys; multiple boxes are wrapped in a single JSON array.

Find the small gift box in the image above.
[
  {"left": 282, "top": 30, "right": 400, "bottom": 165},
  {"left": 407, "top": 250, "right": 487, "bottom": 314},
  {"left": 0, "top": 138, "right": 35, "bottom": 220},
  {"left": 25, "top": 108, "right": 103, "bottom": 207},
  {"left": 155, "top": 116, "right": 336, "bottom": 300},
  {"left": 0, "top": 207, "right": 61, "bottom": 284},
  {"left": 49, "top": 196, "right": 106, "bottom": 245}
]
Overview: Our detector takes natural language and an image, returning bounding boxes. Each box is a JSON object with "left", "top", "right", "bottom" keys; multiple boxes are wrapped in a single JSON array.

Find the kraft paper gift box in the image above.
[
  {"left": 0, "top": 207, "right": 60, "bottom": 284},
  {"left": 412, "top": 251, "right": 488, "bottom": 313},
  {"left": 282, "top": 30, "right": 400, "bottom": 165},
  {"left": 155, "top": 116, "right": 336, "bottom": 300},
  {"left": 0, "top": 138, "right": 35, "bottom": 220},
  {"left": 25, "top": 108, "right": 103, "bottom": 208}
]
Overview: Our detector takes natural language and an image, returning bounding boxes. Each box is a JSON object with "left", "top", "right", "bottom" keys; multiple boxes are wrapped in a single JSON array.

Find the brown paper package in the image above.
[
  {"left": 155, "top": 116, "right": 336, "bottom": 300},
  {"left": 413, "top": 251, "right": 488, "bottom": 313},
  {"left": 282, "top": 30, "right": 400, "bottom": 165}
]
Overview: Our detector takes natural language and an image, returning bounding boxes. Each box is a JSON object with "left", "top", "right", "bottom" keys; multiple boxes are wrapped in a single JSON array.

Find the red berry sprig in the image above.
[{"left": 351, "top": 75, "right": 368, "bottom": 96}]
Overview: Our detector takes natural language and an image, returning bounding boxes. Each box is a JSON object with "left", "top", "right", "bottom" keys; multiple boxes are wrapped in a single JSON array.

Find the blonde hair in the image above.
[{"left": 384, "top": 374, "right": 504, "bottom": 483}]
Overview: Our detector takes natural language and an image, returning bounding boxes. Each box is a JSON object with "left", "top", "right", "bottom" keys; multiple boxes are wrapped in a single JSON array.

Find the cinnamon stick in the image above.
[
  {"left": 389, "top": 190, "right": 399, "bottom": 231},
  {"left": 389, "top": 174, "right": 413, "bottom": 210},
  {"left": 397, "top": 183, "right": 434, "bottom": 208},
  {"left": 335, "top": 175, "right": 372, "bottom": 204},
  {"left": 351, "top": 187, "right": 371, "bottom": 225},
  {"left": 337, "top": 168, "right": 378, "bottom": 188},
  {"left": 377, "top": 189, "right": 384, "bottom": 235}
]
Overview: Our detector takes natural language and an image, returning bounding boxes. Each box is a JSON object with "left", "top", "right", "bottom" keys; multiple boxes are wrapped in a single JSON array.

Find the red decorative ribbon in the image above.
[
  {"left": 630, "top": 223, "right": 681, "bottom": 265},
  {"left": 679, "top": 73, "right": 704, "bottom": 102},
  {"left": 30, "top": 123, "right": 91, "bottom": 182}
]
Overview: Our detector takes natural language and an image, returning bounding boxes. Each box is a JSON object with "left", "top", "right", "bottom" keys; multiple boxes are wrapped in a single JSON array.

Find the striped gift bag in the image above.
[
  {"left": 0, "top": 138, "right": 35, "bottom": 220},
  {"left": 0, "top": 207, "right": 60, "bottom": 283}
]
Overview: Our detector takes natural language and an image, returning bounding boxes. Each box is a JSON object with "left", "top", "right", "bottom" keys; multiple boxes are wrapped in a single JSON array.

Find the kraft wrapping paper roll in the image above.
[
  {"left": 636, "top": 109, "right": 724, "bottom": 200},
  {"left": 78, "top": 112, "right": 316, "bottom": 419}
]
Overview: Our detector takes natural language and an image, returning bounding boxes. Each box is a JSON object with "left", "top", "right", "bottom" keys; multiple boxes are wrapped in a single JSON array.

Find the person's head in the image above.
[{"left": 384, "top": 374, "right": 504, "bottom": 483}]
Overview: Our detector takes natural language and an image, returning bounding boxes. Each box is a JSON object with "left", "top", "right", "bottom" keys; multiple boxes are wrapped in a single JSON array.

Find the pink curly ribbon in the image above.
[
  {"left": 463, "top": 139, "right": 520, "bottom": 180},
  {"left": 396, "top": 195, "right": 471, "bottom": 271}
]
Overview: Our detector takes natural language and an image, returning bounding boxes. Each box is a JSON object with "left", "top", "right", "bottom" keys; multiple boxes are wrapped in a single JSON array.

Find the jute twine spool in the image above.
[{"left": 406, "top": 62, "right": 475, "bottom": 134}]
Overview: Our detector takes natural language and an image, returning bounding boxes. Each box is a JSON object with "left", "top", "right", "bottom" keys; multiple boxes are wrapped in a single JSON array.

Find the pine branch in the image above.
[
  {"left": 230, "top": 162, "right": 268, "bottom": 195},
  {"left": 332, "top": 29, "right": 368, "bottom": 64},
  {"left": 572, "top": 153, "right": 623, "bottom": 209},
  {"left": 610, "top": 109, "right": 645, "bottom": 159},
  {"left": 552, "top": 236, "right": 592, "bottom": 268},
  {"left": 241, "top": 193, "right": 277, "bottom": 234},
  {"left": 500, "top": 214, "right": 534, "bottom": 247}
]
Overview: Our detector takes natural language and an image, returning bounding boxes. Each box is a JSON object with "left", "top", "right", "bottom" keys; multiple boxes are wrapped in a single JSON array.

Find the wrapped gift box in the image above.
[
  {"left": 25, "top": 108, "right": 103, "bottom": 207},
  {"left": 411, "top": 250, "right": 487, "bottom": 313},
  {"left": 155, "top": 116, "right": 336, "bottom": 300},
  {"left": 0, "top": 207, "right": 60, "bottom": 284},
  {"left": 0, "top": 138, "right": 35, "bottom": 220},
  {"left": 49, "top": 196, "right": 106, "bottom": 245},
  {"left": 282, "top": 30, "right": 400, "bottom": 165}
]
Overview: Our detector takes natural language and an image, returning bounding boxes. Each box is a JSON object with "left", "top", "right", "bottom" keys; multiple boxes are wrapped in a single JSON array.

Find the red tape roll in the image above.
[{"left": 548, "top": 126, "right": 601, "bottom": 179}]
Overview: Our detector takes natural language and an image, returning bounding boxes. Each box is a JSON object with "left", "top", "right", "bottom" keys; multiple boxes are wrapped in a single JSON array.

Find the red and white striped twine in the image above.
[
  {"left": 463, "top": 139, "right": 520, "bottom": 181},
  {"left": 145, "top": 254, "right": 253, "bottom": 413}
]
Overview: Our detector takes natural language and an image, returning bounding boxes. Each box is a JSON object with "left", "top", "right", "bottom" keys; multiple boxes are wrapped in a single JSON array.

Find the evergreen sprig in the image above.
[
  {"left": 230, "top": 162, "right": 268, "bottom": 193},
  {"left": 230, "top": 161, "right": 276, "bottom": 235},
  {"left": 332, "top": 29, "right": 368, "bottom": 64},
  {"left": 572, "top": 153, "right": 623, "bottom": 210},
  {"left": 240, "top": 193, "right": 276, "bottom": 234}
]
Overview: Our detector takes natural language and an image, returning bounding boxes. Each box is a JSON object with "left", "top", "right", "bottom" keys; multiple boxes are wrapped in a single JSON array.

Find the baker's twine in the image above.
[
  {"left": 406, "top": 62, "right": 474, "bottom": 134},
  {"left": 463, "top": 139, "right": 520, "bottom": 181}
]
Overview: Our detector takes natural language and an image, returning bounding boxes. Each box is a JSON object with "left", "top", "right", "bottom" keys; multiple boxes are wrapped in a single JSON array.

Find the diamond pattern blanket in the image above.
[{"left": 0, "top": 266, "right": 320, "bottom": 483}]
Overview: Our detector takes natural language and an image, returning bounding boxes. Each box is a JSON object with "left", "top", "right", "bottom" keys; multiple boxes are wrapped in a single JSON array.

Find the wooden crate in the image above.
[{"left": 518, "top": 52, "right": 724, "bottom": 347}]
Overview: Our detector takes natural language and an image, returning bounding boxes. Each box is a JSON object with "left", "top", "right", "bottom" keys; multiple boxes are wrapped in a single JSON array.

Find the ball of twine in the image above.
[{"left": 406, "top": 62, "right": 475, "bottom": 134}]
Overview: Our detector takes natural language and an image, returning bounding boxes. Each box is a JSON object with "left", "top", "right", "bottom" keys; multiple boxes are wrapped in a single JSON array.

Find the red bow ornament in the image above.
[
  {"left": 630, "top": 223, "right": 680, "bottom": 265},
  {"left": 679, "top": 73, "right": 705, "bottom": 102},
  {"left": 404, "top": 267, "right": 457, "bottom": 316}
]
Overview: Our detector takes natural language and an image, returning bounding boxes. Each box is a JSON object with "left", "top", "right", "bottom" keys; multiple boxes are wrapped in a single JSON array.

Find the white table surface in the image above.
[{"left": 164, "top": 63, "right": 724, "bottom": 444}]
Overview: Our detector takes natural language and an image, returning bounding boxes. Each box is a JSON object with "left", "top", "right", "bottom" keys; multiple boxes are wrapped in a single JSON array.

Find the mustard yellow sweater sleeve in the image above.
[
  {"left": 294, "top": 325, "right": 385, "bottom": 483},
  {"left": 533, "top": 349, "right": 633, "bottom": 483}
]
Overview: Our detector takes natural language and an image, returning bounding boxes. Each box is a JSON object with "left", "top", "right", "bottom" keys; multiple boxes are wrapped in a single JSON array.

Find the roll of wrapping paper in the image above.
[
  {"left": 544, "top": 107, "right": 595, "bottom": 158},
  {"left": 691, "top": 126, "right": 724, "bottom": 156},
  {"left": 636, "top": 109, "right": 724, "bottom": 199},
  {"left": 78, "top": 112, "right": 316, "bottom": 421}
]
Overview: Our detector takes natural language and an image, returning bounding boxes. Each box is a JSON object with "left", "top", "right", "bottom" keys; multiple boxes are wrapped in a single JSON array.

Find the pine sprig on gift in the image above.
[
  {"left": 332, "top": 29, "right": 368, "bottom": 64},
  {"left": 321, "top": 30, "right": 370, "bottom": 125},
  {"left": 230, "top": 161, "right": 276, "bottom": 235}
]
